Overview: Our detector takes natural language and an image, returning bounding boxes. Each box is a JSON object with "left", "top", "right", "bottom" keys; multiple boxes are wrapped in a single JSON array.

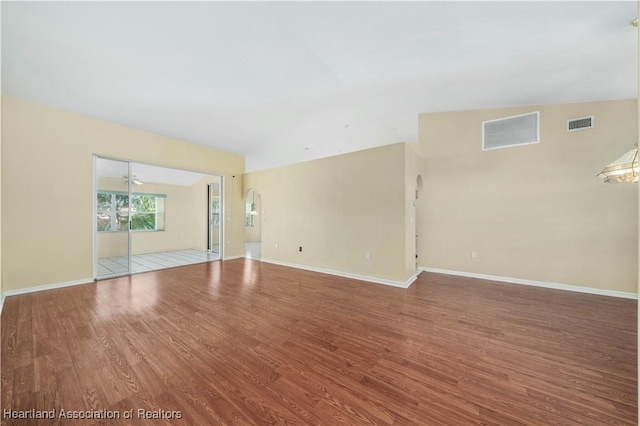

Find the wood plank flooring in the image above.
[{"left": 1, "top": 259, "right": 637, "bottom": 425}]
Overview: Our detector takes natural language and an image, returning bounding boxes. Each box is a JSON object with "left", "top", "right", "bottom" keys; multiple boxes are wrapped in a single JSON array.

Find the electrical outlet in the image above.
[
  {"left": 299, "top": 246, "right": 302, "bottom": 252},
  {"left": 471, "top": 251, "right": 477, "bottom": 259},
  {"left": 365, "top": 252, "right": 371, "bottom": 261},
  {"left": 275, "top": 243, "right": 279, "bottom": 249}
]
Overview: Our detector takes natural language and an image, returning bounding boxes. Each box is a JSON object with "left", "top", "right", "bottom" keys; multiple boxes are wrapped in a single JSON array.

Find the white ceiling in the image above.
[
  {"left": 3, "top": 2, "right": 637, "bottom": 172},
  {"left": 96, "top": 159, "right": 210, "bottom": 186}
]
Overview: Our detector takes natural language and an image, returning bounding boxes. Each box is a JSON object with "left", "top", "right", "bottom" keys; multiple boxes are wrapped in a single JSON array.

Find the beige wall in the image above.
[
  {"left": 636, "top": 10, "right": 640, "bottom": 418},
  {"left": 224, "top": 174, "right": 245, "bottom": 258},
  {"left": 4, "top": 95, "right": 634, "bottom": 294},
  {"left": 244, "top": 190, "right": 262, "bottom": 243},
  {"left": 419, "top": 99, "right": 638, "bottom": 292},
  {"left": 2, "top": 96, "right": 245, "bottom": 292},
  {"left": 244, "top": 143, "right": 411, "bottom": 283},
  {"left": 0, "top": 4, "right": 3, "bottom": 304}
]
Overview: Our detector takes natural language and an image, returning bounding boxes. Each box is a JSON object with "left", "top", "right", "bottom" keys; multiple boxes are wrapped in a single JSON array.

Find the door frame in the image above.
[{"left": 207, "top": 178, "right": 224, "bottom": 256}]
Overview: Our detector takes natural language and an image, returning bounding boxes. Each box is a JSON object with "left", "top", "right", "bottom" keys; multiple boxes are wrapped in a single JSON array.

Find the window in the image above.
[
  {"left": 97, "top": 191, "right": 166, "bottom": 232},
  {"left": 245, "top": 202, "right": 254, "bottom": 227}
]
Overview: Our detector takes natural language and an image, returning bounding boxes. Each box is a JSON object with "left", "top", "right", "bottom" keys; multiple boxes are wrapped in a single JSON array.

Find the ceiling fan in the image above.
[{"left": 123, "top": 175, "right": 143, "bottom": 186}]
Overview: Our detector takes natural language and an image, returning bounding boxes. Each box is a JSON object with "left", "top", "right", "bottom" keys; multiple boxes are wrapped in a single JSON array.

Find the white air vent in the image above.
[
  {"left": 482, "top": 112, "right": 539, "bottom": 151},
  {"left": 566, "top": 116, "right": 594, "bottom": 132}
]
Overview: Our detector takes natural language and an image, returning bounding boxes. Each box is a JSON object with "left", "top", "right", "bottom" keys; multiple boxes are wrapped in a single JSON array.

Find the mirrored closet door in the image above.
[
  {"left": 94, "top": 157, "right": 132, "bottom": 278},
  {"left": 94, "top": 156, "right": 223, "bottom": 280}
]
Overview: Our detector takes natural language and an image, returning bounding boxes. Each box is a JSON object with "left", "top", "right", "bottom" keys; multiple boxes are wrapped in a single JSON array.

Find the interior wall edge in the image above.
[{"left": 419, "top": 267, "right": 639, "bottom": 300}]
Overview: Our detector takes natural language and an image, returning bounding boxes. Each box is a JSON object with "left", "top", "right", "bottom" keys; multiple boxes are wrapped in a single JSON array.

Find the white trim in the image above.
[
  {"left": 3, "top": 278, "right": 94, "bottom": 297},
  {"left": 261, "top": 258, "right": 418, "bottom": 289},
  {"left": 127, "top": 162, "right": 133, "bottom": 274},
  {"left": 0, "top": 294, "right": 5, "bottom": 316},
  {"left": 220, "top": 175, "right": 225, "bottom": 260},
  {"left": 405, "top": 272, "right": 419, "bottom": 288},
  {"left": 93, "top": 155, "right": 98, "bottom": 280},
  {"left": 223, "top": 255, "right": 245, "bottom": 261},
  {"left": 418, "top": 267, "right": 638, "bottom": 300}
]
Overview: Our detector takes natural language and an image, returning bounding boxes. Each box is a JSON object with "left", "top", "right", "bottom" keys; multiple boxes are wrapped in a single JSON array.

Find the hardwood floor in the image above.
[{"left": 1, "top": 259, "right": 637, "bottom": 425}]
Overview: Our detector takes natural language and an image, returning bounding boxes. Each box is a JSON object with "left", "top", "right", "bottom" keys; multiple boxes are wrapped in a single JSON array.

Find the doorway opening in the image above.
[{"left": 244, "top": 188, "right": 262, "bottom": 259}]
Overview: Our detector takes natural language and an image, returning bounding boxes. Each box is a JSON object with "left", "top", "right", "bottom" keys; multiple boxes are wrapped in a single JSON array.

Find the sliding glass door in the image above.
[
  {"left": 94, "top": 157, "right": 132, "bottom": 278},
  {"left": 94, "top": 156, "right": 223, "bottom": 280}
]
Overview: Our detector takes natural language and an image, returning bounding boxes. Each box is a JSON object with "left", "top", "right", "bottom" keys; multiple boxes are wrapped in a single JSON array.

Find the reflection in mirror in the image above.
[
  {"left": 94, "top": 157, "right": 223, "bottom": 278},
  {"left": 95, "top": 157, "right": 131, "bottom": 278}
]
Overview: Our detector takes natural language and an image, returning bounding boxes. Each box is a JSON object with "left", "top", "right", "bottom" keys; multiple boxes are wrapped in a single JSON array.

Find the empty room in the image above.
[{"left": 1, "top": 1, "right": 638, "bottom": 425}]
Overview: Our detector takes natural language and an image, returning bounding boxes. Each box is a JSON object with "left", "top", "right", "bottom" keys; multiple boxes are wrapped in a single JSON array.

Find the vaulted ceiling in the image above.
[{"left": 3, "top": 2, "right": 637, "bottom": 171}]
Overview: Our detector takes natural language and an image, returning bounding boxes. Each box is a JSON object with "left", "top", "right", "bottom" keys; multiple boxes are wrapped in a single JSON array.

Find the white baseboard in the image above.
[
  {"left": 3, "top": 278, "right": 94, "bottom": 297},
  {"left": 0, "top": 293, "right": 5, "bottom": 316},
  {"left": 419, "top": 267, "right": 638, "bottom": 300},
  {"left": 261, "top": 258, "right": 418, "bottom": 289},
  {"left": 222, "top": 255, "right": 245, "bottom": 261},
  {"left": 405, "top": 273, "right": 419, "bottom": 288}
]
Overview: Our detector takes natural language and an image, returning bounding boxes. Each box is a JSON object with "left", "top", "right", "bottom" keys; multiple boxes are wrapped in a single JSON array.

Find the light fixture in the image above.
[
  {"left": 598, "top": 142, "right": 639, "bottom": 183},
  {"left": 123, "top": 175, "right": 143, "bottom": 186},
  {"left": 600, "top": 17, "right": 640, "bottom": 183},
  {"left": 250, "top": 190, "right": 258, "bottom": 215}
]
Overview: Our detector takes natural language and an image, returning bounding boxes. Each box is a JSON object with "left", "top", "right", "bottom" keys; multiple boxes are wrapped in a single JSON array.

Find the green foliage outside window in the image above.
[
  {"left": 97, "top": 192, "right": 164, "bottom": 232},
  {"left": 97, "top": 193, "right": 113, "bottom": 231},
  {"left": 131, "top": 195, "right": 157, "bottom": 230}
]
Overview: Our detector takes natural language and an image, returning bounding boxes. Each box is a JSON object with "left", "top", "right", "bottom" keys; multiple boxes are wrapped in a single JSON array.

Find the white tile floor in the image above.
[{"left": 97, "top": 249, "right": 220, "bottom": 277}]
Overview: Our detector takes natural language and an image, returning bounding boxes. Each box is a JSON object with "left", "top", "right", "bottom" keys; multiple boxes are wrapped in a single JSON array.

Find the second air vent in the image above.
[{"left": 567, "top": 116, "right": 594, "bottom": 132}]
